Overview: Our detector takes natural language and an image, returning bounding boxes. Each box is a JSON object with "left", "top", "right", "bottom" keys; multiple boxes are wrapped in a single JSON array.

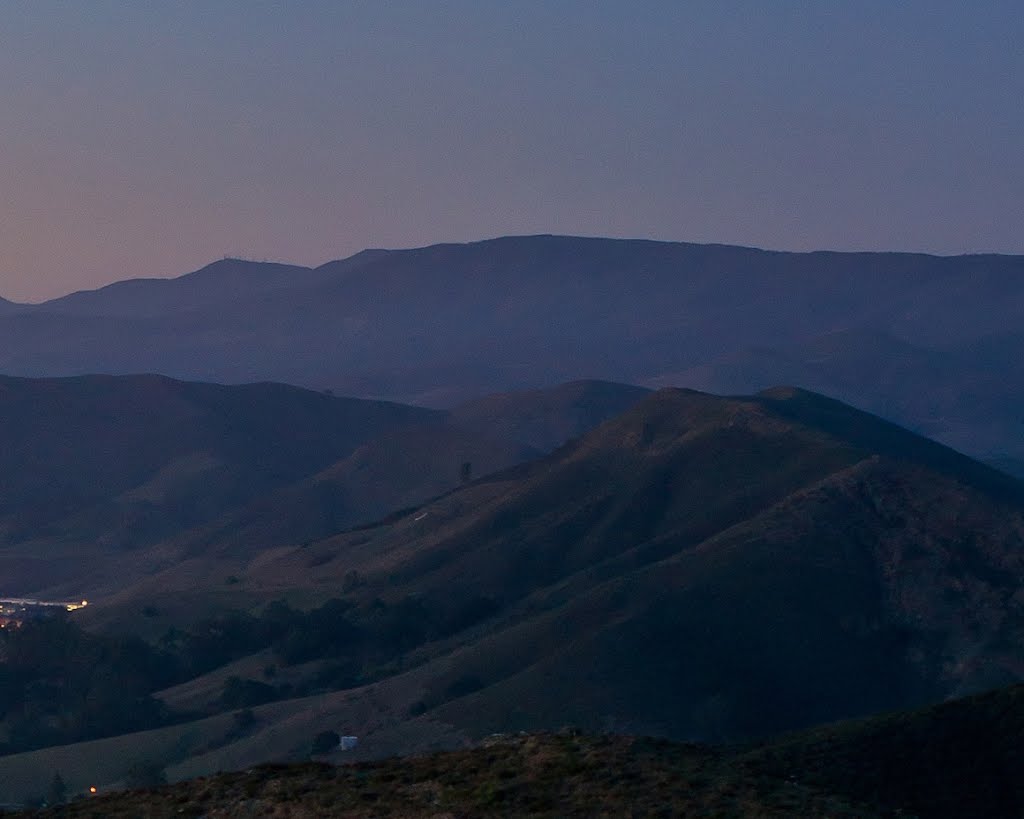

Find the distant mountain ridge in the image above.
[
  {"left": 2, "top": 235, "right": 1023, "bottom": 460},
  {"left": 36, "top": 260, "right": 315, "bottom": 317}
]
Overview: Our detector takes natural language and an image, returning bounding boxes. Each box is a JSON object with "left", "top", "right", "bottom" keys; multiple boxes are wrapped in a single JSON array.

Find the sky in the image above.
[{"left": 0, "top": 1, "right": 1021, "bottom": 302}]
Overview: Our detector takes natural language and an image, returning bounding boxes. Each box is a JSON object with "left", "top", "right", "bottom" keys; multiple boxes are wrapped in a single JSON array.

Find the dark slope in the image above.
[
  {"left": 741, "top": 682, "right": 1024, "bottom": 818},
  {"left": 237, "top": 387, "right": 1024, "bottom": 744},
  {"left": 990, "top": 457, "right": 1024, "bottom": 480},
  {"left": 15, "top": 685, "right": 1024, "bottom": 818},
  {"left": 0, "top": 374, "right": 435, "bottom": 593},
  {"left": 10, "top": 734, "right": 875, "bottom": 818},
  {"left": 2, "top": 235, "right": 1024, "bottom": 458}
]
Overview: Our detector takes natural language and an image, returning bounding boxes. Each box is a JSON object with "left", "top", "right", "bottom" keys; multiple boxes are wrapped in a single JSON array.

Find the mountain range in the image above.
[{"left": 2, "top": 235, "right": 1023, "bottom": 461}]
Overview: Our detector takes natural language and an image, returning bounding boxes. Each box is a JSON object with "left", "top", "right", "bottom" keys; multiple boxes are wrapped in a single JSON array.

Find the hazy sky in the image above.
[{"left": 1, "top": 1, "right": 1021, "bottom": 301}]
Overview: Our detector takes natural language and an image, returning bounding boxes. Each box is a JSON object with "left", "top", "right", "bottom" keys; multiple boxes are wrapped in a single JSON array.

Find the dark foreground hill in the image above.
[
  {"left": 3, "top": 235, "right": 1024, "bottom": 461},
  {"left": 740, "top": 682, "right": 1024, "bottom": 818},
  {"left": 12, "top": 683, "right": 1024, "bottom": 818}
]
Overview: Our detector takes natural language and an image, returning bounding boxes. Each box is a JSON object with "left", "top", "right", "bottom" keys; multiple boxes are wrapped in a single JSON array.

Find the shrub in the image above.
[{"left": 311, "top": 729, "right": 340, "bottom": 755}]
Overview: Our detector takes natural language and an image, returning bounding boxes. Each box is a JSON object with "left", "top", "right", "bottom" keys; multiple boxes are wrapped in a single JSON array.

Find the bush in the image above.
[
  {"left": 220, "top": 676, "right": 281, "bottom": 708},
  {"left": 124, "top": 760, "right": 167, "bottom": 789},
  {"left": 311, "top": 729, "right": 340, "bottom": 755},
  {"left": 445, "top": 674, "right": 485, "bottom": 700},
  {"left": 46, "top": 772, "right": 67, "bottom": 806},
  {"left": 233, "top": 708, "right": 257, "bottom": 731}
]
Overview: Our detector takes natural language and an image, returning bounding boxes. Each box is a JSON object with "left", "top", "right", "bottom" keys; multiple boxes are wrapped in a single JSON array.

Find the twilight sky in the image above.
[{"left": 1, "top": 1, "right": 1021, "bottom": 302}]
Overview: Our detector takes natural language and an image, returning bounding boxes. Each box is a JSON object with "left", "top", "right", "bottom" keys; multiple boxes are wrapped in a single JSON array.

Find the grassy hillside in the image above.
[
  {"left": 54, "top": 387, "right": 1022, "bottom": 774},
  {"left": 0, "top": 376, "right": 647, "bottom": 603},
  {"left": 144, "top": 379, "right": 650, "bottom": 565},
  {"left": 0, "top": 374, "right": 435, "bottom": 596},
  {"left": 227, "top": 388, "right": 1024, "bottom": 739},
  {"left": 2, "top": 386, "right": 1021, "bottom": 803}
]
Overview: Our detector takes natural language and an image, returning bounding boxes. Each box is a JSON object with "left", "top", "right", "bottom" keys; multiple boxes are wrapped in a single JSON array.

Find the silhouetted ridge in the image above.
[
  {"left": 743, "top": 682, "right": 1024, "bottom": 818},
  {"left": 1, "top": 235, "right": 1023, "bottom": 464}
]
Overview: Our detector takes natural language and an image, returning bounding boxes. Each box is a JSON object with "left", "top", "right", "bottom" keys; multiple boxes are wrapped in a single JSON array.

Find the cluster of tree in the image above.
[
  {"left": 213, "top": 593, "right": 502, "bottom": 708},
  {"left": 153, "top": 592, "right": 498, "bottom": 678},
  {"left": 0, "top": 592, "right": 501, "bottom": 755},
  {"left": 0, "top": 615, "right": 178, "bottom": 755}
]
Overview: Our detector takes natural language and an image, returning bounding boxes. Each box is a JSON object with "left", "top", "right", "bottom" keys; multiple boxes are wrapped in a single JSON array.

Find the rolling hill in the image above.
[
  {"left": 157, "top": 379, "right": 653, "bottom": 564},
  {"left": 0, "top": 385, "right": 1021, "bottom": 805},
  {"left": 0, "top": 374, "right": 435, "bottom": 594},
  {"left": 37, "top": 385, "right": 1019, "bottom": 793},
  {"left": 0, "top": 376, "right": 648, "bottom": 601}
]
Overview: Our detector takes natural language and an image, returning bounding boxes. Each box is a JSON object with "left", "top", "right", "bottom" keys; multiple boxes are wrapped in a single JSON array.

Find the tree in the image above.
[
  {"left": 46, "top": 772, "right": 67, "bottom": 806},
  {"left": 311, "top": 729, "right": 340, "bottom": 755},
  {"left": 124, "top": 760, "right": 167, "bottom": 789}
]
